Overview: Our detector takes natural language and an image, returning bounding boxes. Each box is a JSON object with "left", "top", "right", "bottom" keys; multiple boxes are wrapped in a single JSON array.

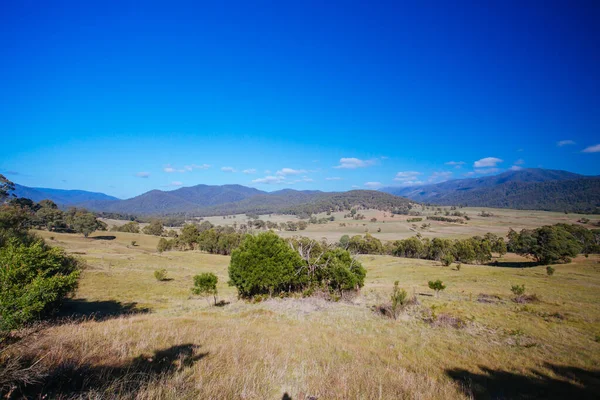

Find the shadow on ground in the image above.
[
  {"left": 89, "top": 235, "right": 117, "bottom": 240},
  {"left": 57, "top": 299, "right": 150, "bottom": 321},
  {"left": 447, "top": 363, "right": 600, "bottom": 399},
  {"left": 488, "top": 260, "right": 539, "bottom": 268},
  {"left": 5, "top": 344, "right": 207, "bottom": 398}
]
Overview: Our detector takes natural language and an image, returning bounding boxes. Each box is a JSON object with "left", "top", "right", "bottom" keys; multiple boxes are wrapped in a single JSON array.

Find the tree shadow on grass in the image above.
[
  {"left": 487, "top": 260, "right": 539, "bottom": 268},
  {"left": 56, "top": 299, "right": 151, "bottom": 322},
  {"left": 446, "top": 363, "right": 600, "bottom": 399},
  {"left": 89, "top": 235, "right": 117, "bottom": 240},
  {"left": 9, "top": 344, "right": 207, "bottom": 398}
]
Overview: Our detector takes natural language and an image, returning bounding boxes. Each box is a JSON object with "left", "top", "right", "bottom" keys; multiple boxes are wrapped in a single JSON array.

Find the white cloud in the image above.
[
  {"left": 557, "top": 140, "right": 576, "bottom": 147},
  {"left": 445, "top": 161, "right": 465, "bottom": 166},
  {"left": 463, "top": 171, "right": 476, "bottom": 177},
  {"left": 473, "top": 157, "right": 503, "bottom": 168},
  {"left": 394, "top": 171, "right": 421, "bottom": 182},
  {"left": 135, "top": 172, "right": 150, "bottom": 178},
  {"left": 582, "top": 144, "right": 600, "bottom": 153},
  {"left": 165, "top": 163, "right": 209, "bottom": 173},
  {"left": 325, "top": 177, "right": 342, "bottom": 181},
  {"left": 474, "top": 168, "right": 500, "bottom": 175},
  {"left": 333, "top": 157, "right": 376, "bottom": 169},
  {"left": 276, "top": 168, "right": 306, "bottom": 176},
  {"left": 514, "top": 159, "right": 525, "bottom": 165},
  {"left": 243, "top": 169, "right": 257, "bottom": 174},
  {"left": 509, "top": 165, "right": 523, "bottom": 171},
  {"left": 364, "top": 182, "right": 382, "bottom": 188},
  {"left": 351, "top": 185, "right": 360, "bottom": 188},
  {"left": 252, "top": 176, "right": 284, "bottom": 184},
  {"left": 170, "top": 181, "right": 183, "bottom": 187},
  {"left": 221, "top": 167, "right": 237, "bottom": 172}
]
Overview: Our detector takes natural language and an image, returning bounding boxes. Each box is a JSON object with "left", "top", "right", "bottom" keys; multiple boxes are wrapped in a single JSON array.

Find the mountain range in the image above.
[
  {"left": 9, "top": 168, "right": 600, "bottom": 215},
  {"left": 381, "top": 168, "right": 600, "bottom": 213}
]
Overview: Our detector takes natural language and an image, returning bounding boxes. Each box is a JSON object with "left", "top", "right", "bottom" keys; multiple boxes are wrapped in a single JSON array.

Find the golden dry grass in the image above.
[{"left": 4, "top": 228, "right": 600, "bottom": 399}]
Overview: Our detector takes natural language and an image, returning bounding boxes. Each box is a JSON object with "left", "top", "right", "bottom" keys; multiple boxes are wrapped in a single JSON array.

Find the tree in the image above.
[
  {"left": 0, "top": 239, "right": 80, "bottom": 331},
  {"left": 390, "top": 281, "right": 408, "bottom": 319},
  {"left": 70, "top": 211, "right": 100, "bottom": 237},
  {"left": 143, "top": 220, "right": 164, "bottom": 236},
  {"left": 228, "top": 231, "right": 303, "bottom": 297},
  {"left": 192, "top": 272, "right": 218, "bottom": 305},
  {"left": 0, "top": 174, "right": 15, "bottom": 203},
  {"left": 510, "top": 225, "right": 582, "bottom": 264},
  {"left": 428, "top": 280, "right": 446, "bottom": 297}
]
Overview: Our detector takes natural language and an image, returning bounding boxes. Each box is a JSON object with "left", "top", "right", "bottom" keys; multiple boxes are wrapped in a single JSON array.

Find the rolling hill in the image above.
[
  {"left": 381, "top": 168, "right": 600, "bottom": 213},
  {"left": 11, "top": 184, "right": 119, "bottom": 205}
]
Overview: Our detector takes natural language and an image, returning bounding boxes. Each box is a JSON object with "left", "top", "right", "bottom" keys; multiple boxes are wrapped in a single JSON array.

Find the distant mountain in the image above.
[
  {"left": 74, "top": 184, "right": 413, "bottom": 216},
  {"left": 11, "top": 184, "right": 119, "bottom": 205},
  {"left": 381, "top": 168, "right": 600, "bottom": 213}
]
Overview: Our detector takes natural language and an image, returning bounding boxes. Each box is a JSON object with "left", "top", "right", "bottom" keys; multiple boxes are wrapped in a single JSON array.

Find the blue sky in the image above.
[{"left": 1, "top": 0, "right": 599, "bottom": 199}]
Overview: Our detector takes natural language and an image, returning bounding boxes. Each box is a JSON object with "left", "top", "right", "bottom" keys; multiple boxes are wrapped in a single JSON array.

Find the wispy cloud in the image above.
[
  {"left": 557, "top": 140, "right": 576, "bottom": 147},
  {"left": 243, "top": 168, "right": 257, "bottom": 174},
  {"left": 164, "top": 163, "right": 210, "bottom": 173},
  {"left": 445, "top": 161, "right": 465, "bottom": 166},
  {"left": 473, "top": 157, "right": 503, "bottom": 168},
  {"left": 509, "top": 165, "right": 523, "bottom": 171},
  {"left": 252, "top": 176, "right": 284, "bottom": 184},
  {"left": 333, "top": 157, "right": 376, "bottom": 169},
  {"left": 514, "top": 159, "right": 525, "bottom": 165},
  {"left": 393, "top": 171, "right": 422, "bottom": 186},
  {"left": 276, "top": 168, "right": 306, "bottom": 176},
  {"left": 221, "top": 167, "right": 237, "bottom": 172},
  {"left": 364, "top": 182, "right": 382, "bottom": 188},
  {"left": 582, "top": 144, "right": 600, "bottom": 153},
  {"left": 325, "top": 177, "right": 342, "bottom": 181},
  {"left": 135, "top": 172, "right": 150, "bottom": 178},
  {"left": 170, "top": 181, "right": 183, "bottom": 187}
]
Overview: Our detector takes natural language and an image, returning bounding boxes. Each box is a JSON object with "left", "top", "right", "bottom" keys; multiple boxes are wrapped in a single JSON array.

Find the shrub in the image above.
[
  {"left": 456, "top": 263, "right": 461, "bottom": 271},
  {"left": 192, "top": 272, "right": 218, "bottom": 305},
  {"left": 390, "top": 281, "right": 408, "bottom": 319},
  {"left": 131, "top": 240, "right": 137, "bottom": 247},
  {"left": 154, "top": 269, "right": 168, "bottom": 281},
  {"left": 546, "top": 266, "right": 555, "bottom": 276},
  {"left": 428, "top": 280, "right": 446, "bottom": 297},
  {"left": 142, "top": 220, "right": 164, "bottom": 236},
  {"left": 157, "top": 238, "right": 172, "bottom": 253},
  {"left": 511, "top": 284, "right": 525, "bottom": 296},
  {"left": 228, "top": 232, "right": 303, "bottom": 298},
  {"left": 441, "top": 253, "right": 454, "bottom": 267},
  {"left": 0, "top": 239, "right": 80, "bottom": 331}
]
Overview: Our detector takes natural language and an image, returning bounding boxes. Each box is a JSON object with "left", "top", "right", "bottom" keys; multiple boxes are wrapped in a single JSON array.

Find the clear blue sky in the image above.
[{"left": 1, "top": 0, "right": 599, "bottom": 199}]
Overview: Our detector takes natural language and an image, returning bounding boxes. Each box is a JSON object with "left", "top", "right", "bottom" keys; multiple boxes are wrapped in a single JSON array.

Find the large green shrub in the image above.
[
  {"left": 0, "top": 239, "right": 80, "bottom": 331},
  {"left": 229, "top": 232, "right": 303, "bottom": 297}
]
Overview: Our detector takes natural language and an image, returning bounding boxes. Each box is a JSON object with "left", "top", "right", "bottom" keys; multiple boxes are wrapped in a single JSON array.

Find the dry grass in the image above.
[{"left": 2, "top": 229, "right": 600, "bottom": 399}]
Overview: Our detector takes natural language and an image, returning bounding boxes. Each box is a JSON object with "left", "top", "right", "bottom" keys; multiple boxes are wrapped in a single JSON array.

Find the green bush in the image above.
[
  {"left": 428, "top": 280, "right": 446, "bottom": 297},
  {"left": 0, "top": 239, "right": 80, "bottom": 331},
  {"left": 154, "top": 269, "right": 168, "bottom": 281},
  {"left": 157, "top": 238, "right": 172, "bottom": 253},
  {"left": 192, "top": 272, "right": 218, "bottom": 305},
  {"left": 511, "top": 284, "right": 525, "bottom": 296},
  {"left": 441, "top": 253, "right": 454, "bottom": 267},
  {"left": 546, "top": 266, "right": 555, "bottom": 276},
  {"left": 228, "top": 232, "right": 303, "bottom": 297}
]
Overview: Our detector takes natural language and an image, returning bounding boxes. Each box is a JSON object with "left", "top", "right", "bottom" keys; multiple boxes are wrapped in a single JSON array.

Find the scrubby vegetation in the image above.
[
  {"left": 192, "top": 273, "right": 218, "bottom": 305},
  {"left": 228, "top": 232, "right": 365, "bottom": 299}
]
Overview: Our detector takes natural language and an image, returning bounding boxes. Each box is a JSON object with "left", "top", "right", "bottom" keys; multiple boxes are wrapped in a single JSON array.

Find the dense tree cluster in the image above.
[
  {"left": 344, "top": 232, "right": 507, "bottom": 264},
  {"left": 228, "top": 232, "right": 365, "bottom": 298},
  {"left": 158, "top": 225, "right": 244, "bottom": 255},
  {"left": 507, "top": 224, "right": 599, "bottom": 264}
]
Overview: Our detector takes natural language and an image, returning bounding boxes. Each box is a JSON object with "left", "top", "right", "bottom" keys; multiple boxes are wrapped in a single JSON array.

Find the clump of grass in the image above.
[
  {"left": 510, "top": 284, "right": 525, "bottom": 296},
  {"left": 154, "top": 269, "right": 168, "bottom": 281}
]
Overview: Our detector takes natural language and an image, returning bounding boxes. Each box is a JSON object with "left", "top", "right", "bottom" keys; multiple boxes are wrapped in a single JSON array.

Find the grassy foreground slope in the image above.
[{"left": 6, "top": 230, "right": 600, "bottom": 399}]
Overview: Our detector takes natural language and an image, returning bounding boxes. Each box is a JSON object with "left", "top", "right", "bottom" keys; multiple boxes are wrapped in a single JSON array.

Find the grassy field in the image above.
[{"left": 5, "top": 227, "right": 600, "bottom": 399}]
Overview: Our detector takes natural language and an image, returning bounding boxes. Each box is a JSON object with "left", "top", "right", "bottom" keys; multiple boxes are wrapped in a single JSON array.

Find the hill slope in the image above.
[
  {"left": 11, "top": 184, "right": 119, "bottom": 205},
  {"left": 381, "top": 169, "right": 599, "bottom": 213}
]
